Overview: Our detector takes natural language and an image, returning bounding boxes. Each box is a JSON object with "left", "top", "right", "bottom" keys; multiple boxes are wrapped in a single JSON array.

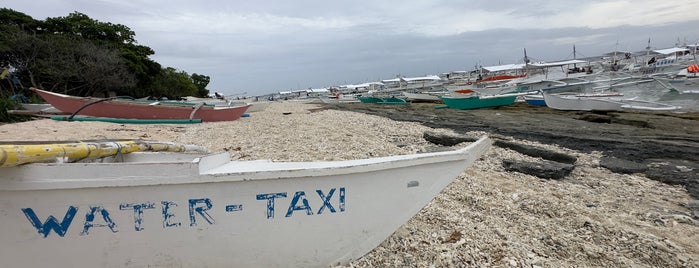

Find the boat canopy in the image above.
[
  {"left": 652, "top": 47, "right": 690, "bottom": 55},
  {"left": 340, "top": 82, "right": 382, "bottom": 89},
  {"left": 603, "top": 51, "right": 632, "bottom": 56},
  {"left": 306, "top": 88, "right": 329, "bottom": 93},
  {"left": 382, "top": 75, "right": 441, "bottom": 83},
  {"left": 482, "top": 63, "right": 526, "bottom": 72},
  {"left": 529, "top": 59, "right": 589, "bottom": 68}
]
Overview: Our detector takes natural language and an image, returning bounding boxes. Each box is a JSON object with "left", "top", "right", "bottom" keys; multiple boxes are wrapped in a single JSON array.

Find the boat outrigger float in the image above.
[{"left": 0, "top": 140, "right": 207, "bottom": 167}]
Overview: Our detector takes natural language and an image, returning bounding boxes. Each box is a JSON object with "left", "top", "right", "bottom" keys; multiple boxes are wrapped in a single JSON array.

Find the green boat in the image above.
[
  {"left": 51, "top": 116, "right": 202, "bottom": 124},
  {"left": 439, "top": 94, "right": 517, "bottom": 110},
  {"left": 357, "top": 96, "right": 384, "bottom": 103},
  {"left": 357, "top": 96, "right": 409, "bottom": 105}
]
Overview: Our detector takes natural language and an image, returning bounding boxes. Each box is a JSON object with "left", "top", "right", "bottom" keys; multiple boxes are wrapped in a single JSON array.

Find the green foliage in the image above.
[
  {"left": 0, "top": 95, "right": 31, "bottom": 123},
  {"left": 0, "top": 8, "right": 211, "bottom": 121},
  {"left": 42, "top": 12, "right": 136, "bottom": 44},
  {"left": 191, "top": 73, "right": 211, "bottom": 97},
  {"left": 147, "top": 67, "right": 198, "bottom": 99},
  {"left": 0, "top": 8, "right": 40, "bottom": 30}
]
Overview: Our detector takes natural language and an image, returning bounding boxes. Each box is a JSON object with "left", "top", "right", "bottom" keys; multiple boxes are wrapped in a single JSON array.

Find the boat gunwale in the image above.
[{"left": 1, "top": 137, "right": 491, "bottom": 191}]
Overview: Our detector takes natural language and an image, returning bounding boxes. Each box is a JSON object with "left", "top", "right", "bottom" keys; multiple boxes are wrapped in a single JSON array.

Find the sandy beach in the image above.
[{"left": 1, "top": 101, "right": 697, "bottom": 267}]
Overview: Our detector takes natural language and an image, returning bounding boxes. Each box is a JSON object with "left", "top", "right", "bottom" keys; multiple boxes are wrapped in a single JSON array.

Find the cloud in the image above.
[{"left": 3, "top": 0, "right": 699, "bottom": 95}]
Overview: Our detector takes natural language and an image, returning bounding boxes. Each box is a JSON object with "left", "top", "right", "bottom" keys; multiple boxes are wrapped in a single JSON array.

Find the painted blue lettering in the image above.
[
  {"left": 161, "top": 201, "right": 181, "bottom": 228},
  {"left": 339, "top": 187, "right": 346, "bottom": 212},
  {"left": 188, "top": 198, "right": 214, "bottom": 226},
  {"left": 81, "top": 206, "right": 118, "bottom": 235},
  {"left": 21, "top": 206, "right": 78, "bottom": 238},
  {"left": 120, "top": 202, "right": 155, "bottom": 231},
  {"left": 225, "top": 204, "right": 243, "bottom": 212},
  {"left": 285, "top": 191, "right": 313, "bottom": 217},
  {"left": 316, "top": 188, "right": 336, "bottom": 214},
  {"left": 256, "top": 192, "right": 287, "bottom": 219}
]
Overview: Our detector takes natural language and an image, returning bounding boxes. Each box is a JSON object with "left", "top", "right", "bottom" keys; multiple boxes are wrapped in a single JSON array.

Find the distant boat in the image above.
[
  {"left": 31, "top": 87, "right": 250, "bottom": 122},
  {"left": 439, "top": 93, "right": 518, "bottom": 110},
  {"left": 653, "top": 64, "right": 699, "bottom": 94},
  {"left": 357, "top": 96, "right": 409, "bottom": 105},
  {"left": 523, "top": 94, "right": 546, "bottom": 106},
  {"left": 402, "top": 91, "right": 446, "bottom": 103},
  {"left": 542, "top": 91, "right": 681, "bottom": 111},
  {"left": 0, "top": 137, "right": 491, "bottom": 267}
]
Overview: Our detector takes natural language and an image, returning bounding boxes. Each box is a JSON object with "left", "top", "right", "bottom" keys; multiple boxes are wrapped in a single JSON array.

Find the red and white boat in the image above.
[{"left": 31, "top": 87, "right": 250, "bottom": 122}]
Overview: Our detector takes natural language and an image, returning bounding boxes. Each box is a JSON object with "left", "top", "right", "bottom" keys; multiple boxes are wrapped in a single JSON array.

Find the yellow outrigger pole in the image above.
[{"left": 0, "top": 140, "right": 208, "bottom": 167}]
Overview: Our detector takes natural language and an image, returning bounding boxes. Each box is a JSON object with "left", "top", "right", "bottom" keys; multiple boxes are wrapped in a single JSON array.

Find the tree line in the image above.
[{"left": 0, "top": 8, "right": 212, "bottom": 122}]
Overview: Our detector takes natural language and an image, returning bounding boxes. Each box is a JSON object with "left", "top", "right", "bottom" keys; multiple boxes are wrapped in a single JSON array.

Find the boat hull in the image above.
[
  {"left": 32, "top": 88, "right": 250, "bottom": 122},
  {"left": 357, "top": 96, "right": 384, "bottom": 103},
  {"left": 0, "top": 137, "right": 491, "bottom": 267},
  {"left": 543, "top": 92, "right": 624, "bottom": 111},
  {"left": 440, "top": 95, "right": 517, "bottom": 110},
  {"left": 402, "top": 92, "right": 444, "bottom": 103},
  {"left": 523, "top": 95, "right": 546, "bottom": 106}
]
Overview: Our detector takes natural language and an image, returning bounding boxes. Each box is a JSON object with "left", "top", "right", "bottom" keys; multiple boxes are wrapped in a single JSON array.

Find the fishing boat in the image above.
[
  {"left": 653, "top": 64, "right": 699, "bottom": 94},
  {"left": 523, "top": 94, "right": 546, "bottom": 106},
  {"left": 402, "top": 91, "right": 446, "bottom": 103},
  {"left": 439, "top": 91, "right": 520, "bottom": 110},
  {"left": 0, "top": 137, "right": 491, "bottom": 267},
  {"left": 31, "top": 87, "right": 250, "bottom": 122},
  {"left": 542, "top": 91, "right": 681, "bottom": 111},
  {"left": 357, "top": 96, "right": 409, "bottom": 105}
]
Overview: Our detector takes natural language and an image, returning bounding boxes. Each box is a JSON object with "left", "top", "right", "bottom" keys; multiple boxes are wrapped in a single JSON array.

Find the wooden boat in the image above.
[
  {"left": 523, "top": 94, "right": 546, "bottom": 106},
  {"left": 542, "top": 92, "right": 681, "bottom": 111},
  {"left": 357, "top": 96, "right": 384, "bottom": 103},
  {"left": 31, "top": 87, "right": 250, "bottom": 122},
  {"left": 51, "top": 116, "right": 203, "bottom": 124},
  {"left": 357, "top": 96, "right": 409, "bottom": 105},
  {"left": 0, "top": 137, "right": 491, "bottom": 267},
  {"left": 439, "top": 93, "right": 517, "bottom": 110},
  {"left": 402, "top": 91, "right": 446, "bottom": 103}
]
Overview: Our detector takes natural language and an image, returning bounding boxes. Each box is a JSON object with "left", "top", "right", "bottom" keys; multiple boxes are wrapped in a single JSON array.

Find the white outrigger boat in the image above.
[{"left": 0, "top": 138, "right": 490, "bottom": 267}]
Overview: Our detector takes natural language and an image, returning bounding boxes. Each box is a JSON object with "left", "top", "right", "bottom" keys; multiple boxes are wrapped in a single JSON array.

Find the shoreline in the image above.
[{"left": 1, "top": 101, "right": 697, "bottom": 267}]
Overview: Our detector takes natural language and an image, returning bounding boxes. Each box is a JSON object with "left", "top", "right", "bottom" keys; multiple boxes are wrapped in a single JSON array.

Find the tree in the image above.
[
  {"left": 31, "top": 35, "right": 136, "bottom": 96},
  {"left": 41, "top": 12, "right": 161, "bottom": 94},
  {"left": 0, "top": 9, "right": 210, "bottom": 103},
  {"left": 191, "top": 73, "right": 210, "bottom": 97},
  {"left": 42, "top": 12, "right": 136, "bottom": 44},
  {"left": 148, "top": 67, "right": 198, "bottom": 99},
  {"left": 0, "top": 8, "right": 41, "bottom": 30}
]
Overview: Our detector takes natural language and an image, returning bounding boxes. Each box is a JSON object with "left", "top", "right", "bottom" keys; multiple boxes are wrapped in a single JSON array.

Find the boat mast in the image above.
[
  {"left": 523, "top": 48, "right": 530, "bottom": 77},
  {"left": 573, "top": 44, "right": 578, "bottom": 70}
]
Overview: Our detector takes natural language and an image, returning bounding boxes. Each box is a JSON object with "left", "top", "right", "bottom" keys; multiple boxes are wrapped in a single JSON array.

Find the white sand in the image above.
[{"left": 1, "top": 102, "right": 697, "bottom": 267}]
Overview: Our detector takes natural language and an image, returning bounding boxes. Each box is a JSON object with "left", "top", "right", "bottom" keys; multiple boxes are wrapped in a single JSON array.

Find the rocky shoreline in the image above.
[{"left": 323, "top": 102, "right": 699, "bottom": 200}]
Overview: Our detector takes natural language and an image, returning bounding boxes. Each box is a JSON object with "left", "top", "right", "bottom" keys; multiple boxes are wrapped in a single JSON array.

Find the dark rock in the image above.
[
  {"left": 686, "top": 200, "right": 699, "bottom": 219},
  {"left": 502, "top": 159, "right": 575, "bottom": 180},
  {"left": 599, "top": 156, "right": 648, "bottom": 174},
  {"left": 644, "top": 159, "right": 699, "bottom": 188},
  {"left": 423, "top": 131, "right": 478, "bottom": 146},
  {"left": 494, "top": 140, "right": 577, "bottom": 164}
]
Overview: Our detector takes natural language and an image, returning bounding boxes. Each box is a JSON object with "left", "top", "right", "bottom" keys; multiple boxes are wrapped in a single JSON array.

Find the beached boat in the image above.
[
  {"left": 653, "top": 64, "right": 699, "bottom": 94},
  {"left": 357, "top": 96, "right": 409, "bottom": 105},
  {"left": 439, "top": 91, "right": 522, "bottom": 110},
  {"left": 523, "top": 94, "right": 546, "bottom": 106},
  {"left": 402, "top": 91, "right": 446, "bottom": 103},
  {"left": 542, "top": 91, "right": 681, "bottom": 111},
  {"left": 0, "top": 137, "right": 491, "bottom": 267},
  {"left": 31, "top": 87, "right": 250, "bottom": 122}
]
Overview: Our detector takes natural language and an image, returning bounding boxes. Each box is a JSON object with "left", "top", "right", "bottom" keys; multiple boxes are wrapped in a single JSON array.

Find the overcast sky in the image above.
[{"left": 4, "top": 1, "right": 699, "bottom": 96}]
